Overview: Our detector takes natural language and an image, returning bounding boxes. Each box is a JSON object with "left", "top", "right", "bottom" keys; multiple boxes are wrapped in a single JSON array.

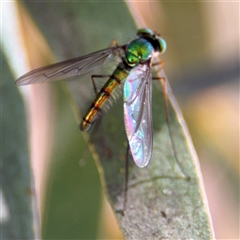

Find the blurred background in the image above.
[{"left": 2, "top": 1, "right": 239, "bottom": 239}]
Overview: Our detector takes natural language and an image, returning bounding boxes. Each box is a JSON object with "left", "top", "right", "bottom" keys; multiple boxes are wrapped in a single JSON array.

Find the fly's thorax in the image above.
[
  {"left": 125, "top": 33, "right": 167, "bottom": 69},
  {"left": 125, "top": 38, "right": 155, "bottom": 67}
]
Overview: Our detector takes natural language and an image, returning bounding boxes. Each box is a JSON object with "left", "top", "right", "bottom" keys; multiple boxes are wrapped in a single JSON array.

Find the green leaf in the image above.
[{"left": 1, "top": 50, "right": 38, "bottom": 238}]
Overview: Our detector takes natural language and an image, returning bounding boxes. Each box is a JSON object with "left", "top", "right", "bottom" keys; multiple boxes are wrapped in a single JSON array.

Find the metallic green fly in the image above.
[{"left": 15, "top": 28, "right": 167, "bottom": 168}]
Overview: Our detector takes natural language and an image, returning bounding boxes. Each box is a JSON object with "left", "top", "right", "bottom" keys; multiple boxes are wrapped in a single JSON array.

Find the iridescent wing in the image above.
[
  {"left": 15, "top": 46, "right": 126, "bottom": 86},
  {"left": 123, "top": 63, "right": 152, "bottom": 167}
]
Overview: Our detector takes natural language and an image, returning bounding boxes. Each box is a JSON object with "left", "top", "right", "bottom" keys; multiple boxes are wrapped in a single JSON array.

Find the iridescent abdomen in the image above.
[{"left": 80, "top": 64, "right": 130, "bottom": 131}]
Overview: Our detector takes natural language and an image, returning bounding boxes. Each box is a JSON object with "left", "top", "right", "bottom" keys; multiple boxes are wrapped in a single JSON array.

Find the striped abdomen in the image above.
[{"left": 80, "top": 64, "right": 130, "bottom": 131}]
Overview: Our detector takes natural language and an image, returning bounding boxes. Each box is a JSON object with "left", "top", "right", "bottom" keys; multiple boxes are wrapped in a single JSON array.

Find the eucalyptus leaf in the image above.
[{"left": 1, "top": 50, "right": 38, "bottom": 239}]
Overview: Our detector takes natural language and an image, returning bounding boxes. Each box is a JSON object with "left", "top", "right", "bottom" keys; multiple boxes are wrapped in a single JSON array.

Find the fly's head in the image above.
[{"left": 137, "top": 28, "right": 167, "bottom": 55}]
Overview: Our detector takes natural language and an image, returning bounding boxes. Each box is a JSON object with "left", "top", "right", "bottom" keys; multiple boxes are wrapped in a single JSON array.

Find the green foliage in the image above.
[{"left": 1, "top": 51, "right": 37, "bottom": 238}]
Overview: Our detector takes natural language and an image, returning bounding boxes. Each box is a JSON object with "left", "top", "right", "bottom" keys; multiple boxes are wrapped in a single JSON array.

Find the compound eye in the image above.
[
  {"left": 137, "top": 28, "right": 154, "bottom": 37},
  {"left": 158, "top": 37, "right": 167, "bottom": 54}
]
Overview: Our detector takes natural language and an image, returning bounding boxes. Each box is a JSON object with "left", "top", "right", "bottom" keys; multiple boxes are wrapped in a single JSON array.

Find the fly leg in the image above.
[
  {"left": 152, "top": 67, "right": 190, "bottom": 179},
  {"left": 87, "top": 75, "right": 112, "bottom": 131},
  {"left": 90, "top": 38, "right": 118, "bottom": 93},
  {"left": 90, "top": 37, "right": 118, "bottom": 94},
  {"left": 152, "top": 60, "right": 164, "bottom": 68},
  {"left": 91, "top": 73, "right": 130, "bottom": 214},
  {"left": 108, "top": 40, "right": 119, "bottom": 48},
  {"left": 79, "top": 75, "right": 113, "bottom": 176},
  {"left": 91, "top": 75, "right": 111, "bottom": 95}
]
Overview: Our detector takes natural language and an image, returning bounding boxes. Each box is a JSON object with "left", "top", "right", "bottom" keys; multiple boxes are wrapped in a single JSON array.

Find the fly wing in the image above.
[
  {"left": 123, "top": 63, "right": 152, "bottom": 167},
  {"left": 16, "top": 46, "right": 126, "bottom": 86}
]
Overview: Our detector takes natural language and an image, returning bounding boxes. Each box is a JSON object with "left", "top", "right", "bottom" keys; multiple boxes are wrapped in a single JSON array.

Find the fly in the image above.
[{"left": 15, "top": 28, "right": 167, "bottom": 168}]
